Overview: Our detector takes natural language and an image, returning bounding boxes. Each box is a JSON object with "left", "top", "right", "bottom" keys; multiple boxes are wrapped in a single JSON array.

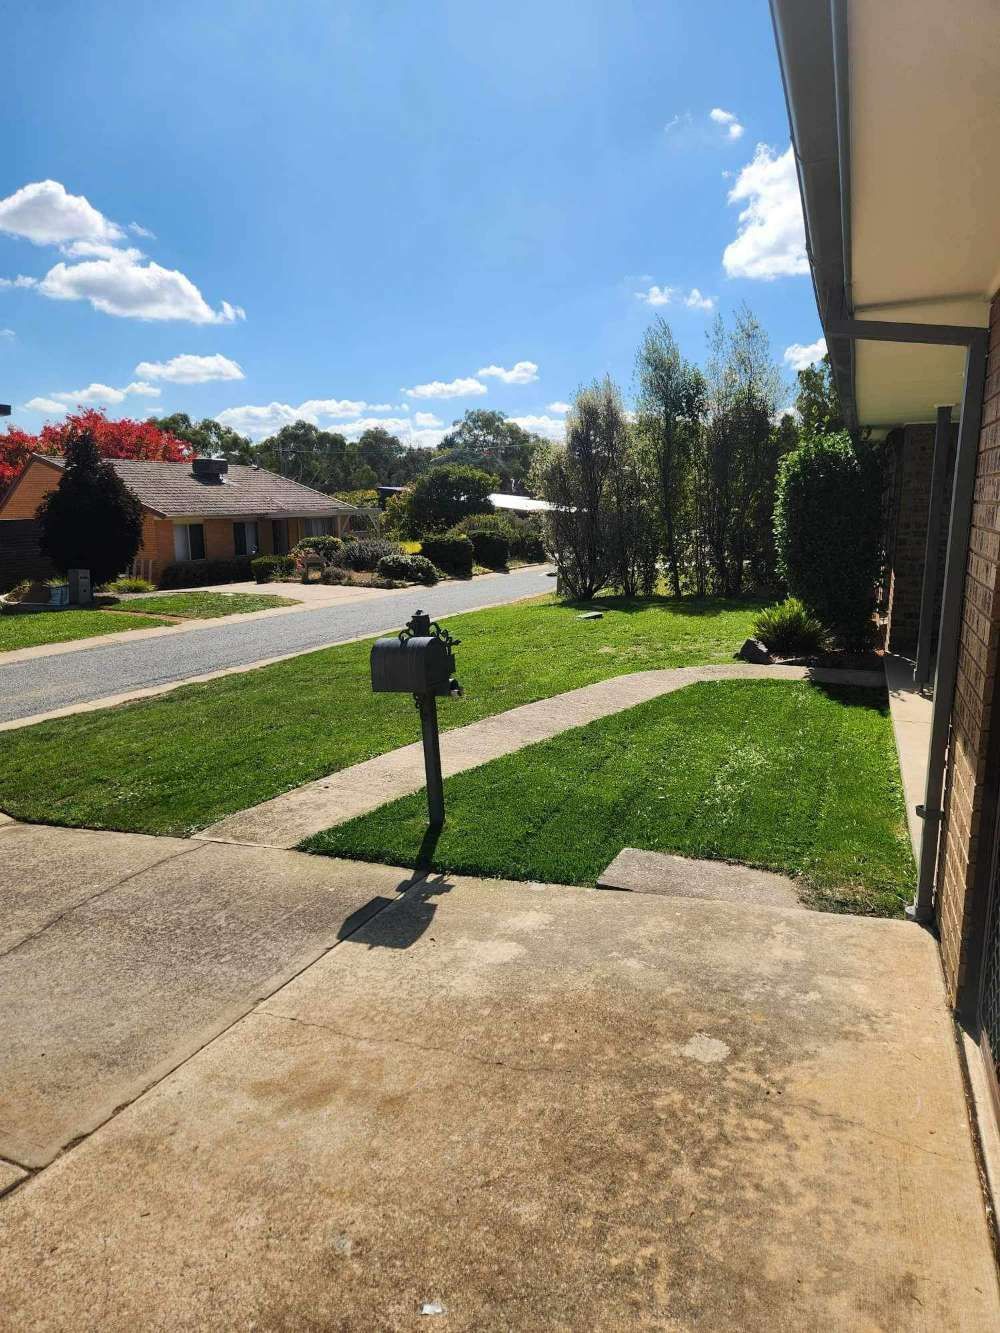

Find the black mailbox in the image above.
[{"left": 371, "top": 634, "right": 455, "bottom": 696}]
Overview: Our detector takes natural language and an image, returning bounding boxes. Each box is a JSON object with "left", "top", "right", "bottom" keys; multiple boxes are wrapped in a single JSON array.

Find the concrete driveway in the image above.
[{"left": 1, "top": 820, "right": 996, "bottom": 1329}]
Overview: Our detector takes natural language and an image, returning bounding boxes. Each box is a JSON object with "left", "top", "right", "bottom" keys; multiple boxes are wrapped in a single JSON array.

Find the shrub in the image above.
[
  {"left": 465, "top": 529, "right": 509, "bottom": 570},
  {"left": 375, "top": 553, "right": 439, "bottom": 585},
  {"left": 752, "top": 598, "right": 827, "bottom": 656},
  {"left": 321, "top": 566, "right": 352, "bottom": 585},
  {"left": 420, "top": 533, "right": 474, "bottom": 579},
  {"left": 251, "top": 554, "right": 296, "bottom": 584},
  {"left": 774, "top": 432, "right": 882, "bottom": 649},
  {"left": 103, "top": 576, "right": 155, "bottom": 594},
  {"left": 159, "top": 557, "right": 253, "bottom": 589},
  {"left": 330, "top": 537, "right": 402, "bottom": 572},
  {"left": 448, "top": 510, "right": 545, "bottom": 561},
  {"left": 405, "top": 464, "right": 497, "bottom": 534},
  {"left": 291, "top": 535, "right": 342, "bottom": 560}
]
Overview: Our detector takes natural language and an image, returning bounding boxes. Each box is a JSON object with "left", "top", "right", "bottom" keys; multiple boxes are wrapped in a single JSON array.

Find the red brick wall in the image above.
[
  {"left": 937, "top": 292, "right": 1000, "bottom": 1002},
  {"left": 882, "top": 423, "right": 955, "bottom": 657},
  {"left": 0, "top": 458, "right": 62, "bottom": 519}
]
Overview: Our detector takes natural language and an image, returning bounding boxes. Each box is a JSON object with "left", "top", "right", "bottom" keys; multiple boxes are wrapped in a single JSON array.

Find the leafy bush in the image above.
[
  {"left": 404, "top": 464, "right": 497, "bottom": 534},
  {"left": 251, "top": 555, "right": 296, "bottom": 584},
  {"left": 447, "top": 510, "right": 545, "bottom": 561},
  {"left": 752, "top": 598, "right": 827, "bottom": 656},
  {"left": 103, "top": 576, "right": 155, "bottom": 593},
  {"left": 291, "top": 535, "right": 342, "bottom": 560},
  {"left": 330, "top": 537, "right": 402, "bottom": 572},
  {"left": 420, "top": 533, "right": 474, "bottom": 579},
  {"left": 159, "top": 557, "right": 253, "bottom": 589},
  {"left": 466, "top": 529, "right": 509, "bottom": 569},
  {"left": 375, "top": 553, "right": 439, "bottom": 585},
  {"left": 321, "top": 566, "right": 352, "bottom": 585},
  {"left": 774, "top": 432, "right": 882, "bottom": 649}
]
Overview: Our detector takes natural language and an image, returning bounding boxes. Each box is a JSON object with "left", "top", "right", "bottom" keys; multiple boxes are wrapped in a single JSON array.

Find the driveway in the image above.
[
  {"left": 1, "top": 819, "right": 996, "bottom": 1329},
  {"left": 0, "top": 565, "right": 553, "bottom": 723}
]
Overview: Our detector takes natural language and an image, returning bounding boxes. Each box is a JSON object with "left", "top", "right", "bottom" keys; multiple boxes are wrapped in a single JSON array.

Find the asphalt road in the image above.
[{"left": 0, "top": 565, "right": 555, "bottom": 723}]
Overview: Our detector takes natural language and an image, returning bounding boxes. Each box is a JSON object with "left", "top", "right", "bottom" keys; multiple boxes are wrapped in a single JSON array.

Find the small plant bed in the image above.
[
  {"left": 114, "top": 591, "right": 300, "bottom": 619},
  {"left": 305, "top": 679, "right": 914, "bottom": 917},
  {"left": 0, "top": 608, "right": 173, "bottom": 652},
  {"left": 0, "top": 594, "right": 762, "bottom": 836}
]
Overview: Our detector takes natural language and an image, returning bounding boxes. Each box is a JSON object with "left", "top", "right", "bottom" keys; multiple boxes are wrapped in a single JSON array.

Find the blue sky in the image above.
[{"left": 0, "top": 0, "right": 823, "bottom": 445}]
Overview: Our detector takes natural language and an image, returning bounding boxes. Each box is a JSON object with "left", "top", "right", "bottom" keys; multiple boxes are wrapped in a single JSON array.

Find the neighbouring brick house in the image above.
[
  {"left": 771, "top": 0, "right": 1000, "bottom": 1135},
  {"left": 0, "top": 454, "right": 368, "bottom": 585}
]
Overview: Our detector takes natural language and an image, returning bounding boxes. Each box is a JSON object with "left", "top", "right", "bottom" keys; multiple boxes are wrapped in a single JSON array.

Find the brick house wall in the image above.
[
  {"left": 0, "top": 519, "right": 55, "bottom": 591},
  {"left": 882, "top": 423, "right": 956, "bottom": 656},
  {"left": 0, "top": 456, "right": 64, "bottom": 520},
  {"left": 936, "top": 290, "right": 1000, "bottom": 1005}
]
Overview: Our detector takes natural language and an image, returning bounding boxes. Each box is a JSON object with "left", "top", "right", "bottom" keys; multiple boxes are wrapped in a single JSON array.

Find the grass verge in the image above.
[
  {"left": 304, "top": 679, "right": 914, "bottom": 917},
  {"left": 115, "top": 591, "right": 300, "bottom": 618},
  {"left": 0, "top": 608, "right": 172, "bottom": 652},
  {"left": 0, "top": 594, "right": 761, "bottom": 836}
]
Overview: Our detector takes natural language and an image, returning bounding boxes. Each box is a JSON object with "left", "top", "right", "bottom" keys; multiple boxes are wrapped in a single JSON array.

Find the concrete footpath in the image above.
[
  {"left": 202, "top": 662, "right": 883, "bottom": 848},
  {"left": 1, "top": 817, "right": 997, "bottom": 1329}
]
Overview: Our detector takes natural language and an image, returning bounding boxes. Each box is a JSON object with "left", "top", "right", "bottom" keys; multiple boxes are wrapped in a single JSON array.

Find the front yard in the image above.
[
  {"left": 0, "top": 590, "right": 300, "bottom": 652},
  {"left": 306, "top": 678, "right": 913, "bottom": 916},
  {"left": 0, "top": 595, "right": 760, "bottom": 835}
]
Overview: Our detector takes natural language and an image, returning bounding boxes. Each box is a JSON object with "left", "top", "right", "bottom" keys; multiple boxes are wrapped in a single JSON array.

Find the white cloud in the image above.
[
  {"left": 510, "top": 414, "right": 566, "bottom": 443},
  {"left": 475, "top": 360, "right": 539, "bottom": 385},
  {"left": 635, "top": 284, "right": 715, "bottom": 312},
  {"left": 784, "top": 338, "right": 827, "bottom": 371},
  {"left": 367, "top": 402, "right": 395, "bottom": 412},
  {"left": 0, "top": 180, "right": 123, "bottom": 247},
  {"left": 402, "top": 376, "right": 488, "bottom": 400},
  {"left": 297, "top": 397, "right": 367, "bottom": 419},
  {"left": 26, "top": 379, "right": 161, "bottom": 410},
  {"left": 710, "top": 107, "right": 745, "bottom": 141},
  {"left": 0, "top": 328, "right": 14, "bottom": 339},
  {"left": 128, "top": 222, "right": 155, "bottom": 239},
  {"left": 134, "top": 352, "right": 245, "bottom": 384},
  {"left": 414, "top": 411, "right": 443, "bottom": 427},
  {"left": 722, "top": 144, "right": 808, "bottom": 280},
  {"left": 664, "top": 112, "right": 692, "bottom": 135},
  {"left": 0, "top": 274, "right": 39, "bottom": 289},
  {"left": 36, "top": 249, "right": 245, "bottom": 323},
  {"left": 215, "top": 398, "right": 367, "bottom": 438},
  {"left": 547, "top": 401, "right": 570, "bottom": 414}
]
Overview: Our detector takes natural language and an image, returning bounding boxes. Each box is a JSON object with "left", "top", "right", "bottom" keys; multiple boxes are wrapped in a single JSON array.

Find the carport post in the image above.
[{"left": 913, "top": 404, "right": 953, "bottom": 689}]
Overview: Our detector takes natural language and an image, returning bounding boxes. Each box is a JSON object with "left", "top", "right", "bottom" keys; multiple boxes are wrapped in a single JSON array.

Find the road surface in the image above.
[{"left": 0, "top": 565, "right": 554, "bottom": 723}]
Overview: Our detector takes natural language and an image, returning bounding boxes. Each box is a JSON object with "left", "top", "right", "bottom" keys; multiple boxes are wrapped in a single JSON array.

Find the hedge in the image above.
[
  {"left": 330, "top": 538, "right": 402, "bottom": 572},
  {"left": 251, "top": 555, "right": 296, "bottom": 584},
  {"left": 291, "top": 535, "right": 342, "bottom": 559},
  {"left": 159, "top": 556, "right": 253, "bottom": 589},
  {"left": 375, "top": 553, "right": 439, "bottom": 585},
  {"left": 448, "top": 511, "right": 546, "bottom": 562},
  {"left": 420, "top": 534, "right": 474, "bottom": 579},
  {"left": 465, "top": 529, "right": 509, "bottom": 570}
]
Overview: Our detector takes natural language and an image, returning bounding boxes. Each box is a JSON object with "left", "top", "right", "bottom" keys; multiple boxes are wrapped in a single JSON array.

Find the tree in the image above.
[
  {"left": 403, "top": 464, "right": 497, "bottom": 535},
  {"left": 774, "top": 431, "right": 882, "bottom": 648},
  {"left": 542, "top": 377, "right": 628, "bottom": 600},
  {"left": 701, "top": 307, "right": 788, "bottom": 595},
  {"left": 151, "top": 413, "right": 254, "bottom": 462},
  {"left": 794, "top": 355, "right": 844, "bottom": 437},
  {"left": 356, "top": 427, "right": 431, "bottom": 485},
  {"left": 0, "top": 409, "right": 192, "bottom": 500},
  {"left": 36, "top": 426, "right": 144, "bottom": 587},
  {"left": 256, "top": 421, "right": 376, "bottom": 493},
  {"left": 635, "top": 318, "right": 705, "bottom": 596},
  {"left": 435, "top": 410, "right": 546, "bottom": 490}
]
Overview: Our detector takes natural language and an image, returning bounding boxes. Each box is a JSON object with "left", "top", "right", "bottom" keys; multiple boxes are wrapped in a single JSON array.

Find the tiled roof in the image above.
[{"left": 34, "top": 456, "right": 358, "bottom": 518}]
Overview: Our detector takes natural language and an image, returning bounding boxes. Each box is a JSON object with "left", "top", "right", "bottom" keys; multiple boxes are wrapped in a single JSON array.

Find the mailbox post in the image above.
[{"left": 370, "top": 610, "right": 462, "bottom": 828}]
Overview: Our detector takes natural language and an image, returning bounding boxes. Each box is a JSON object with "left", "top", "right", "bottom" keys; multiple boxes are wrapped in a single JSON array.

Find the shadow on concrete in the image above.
[{"left": 336, "top": 870, "right": 456, "bottom": 952}]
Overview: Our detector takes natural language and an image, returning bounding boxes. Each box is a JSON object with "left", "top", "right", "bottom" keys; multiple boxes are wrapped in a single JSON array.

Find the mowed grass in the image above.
[
  {"left": 0, "top": 608, "right": 173, "bottom": 652},
  {"left": 0, "top": 594, "right": 761, "bottom": 836},
  {"left": 116, "top": 591, "right": 300, "bottom": 618},
  {"left": 305, "top": 680, "right": 914, "bottom": 917}
]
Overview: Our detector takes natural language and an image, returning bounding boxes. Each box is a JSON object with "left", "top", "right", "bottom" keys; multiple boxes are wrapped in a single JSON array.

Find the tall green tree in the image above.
[
  {"left": 435, "top": 410, "right": 546, "bottom": 490},
  {"left": 403, "top": 463, "right": 497, "bottom": 534},
  {"left": 256, "top": 421, "right": 376, "bottom": 493},
  {"left": 702, "top": 306, "right": 789, "bottom": 595},
  {"left": 794, "top": 354, "right": 844, "bottom": 437},
  {"left": 635, "top": 318, "right": 705, "bottom": 597},
  {"left": 150, "top": 413, "right": 254, "bottom": 463},
  {"left": 37, "top": 427, "right": 143, "bottom": 587},
  {"left": 356, "top": 426, "right": 431, "bottom": 485}
]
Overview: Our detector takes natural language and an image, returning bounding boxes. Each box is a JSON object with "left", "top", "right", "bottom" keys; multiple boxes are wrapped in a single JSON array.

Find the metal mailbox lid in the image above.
[{"left": 370, "top": 635, "right": 453, "bottom": 694}]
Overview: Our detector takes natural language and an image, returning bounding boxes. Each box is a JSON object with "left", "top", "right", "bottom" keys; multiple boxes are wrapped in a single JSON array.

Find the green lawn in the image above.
[
  {"left": 0, "top": 594, "right": 761, "bottom": 836},
  {"left": 0, "top": 608, "right": 173, "bottom": 652},
  {"left": 305, "top": 679, "right": 914, "bottom": 917},
  {"left": 116, "top": 591, "right": 300, "bottom": 618}
]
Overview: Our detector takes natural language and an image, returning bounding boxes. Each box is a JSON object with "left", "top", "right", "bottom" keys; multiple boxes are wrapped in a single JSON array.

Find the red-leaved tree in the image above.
[{"left": 0, "top": 409, "right": 194, "bottom": 500}]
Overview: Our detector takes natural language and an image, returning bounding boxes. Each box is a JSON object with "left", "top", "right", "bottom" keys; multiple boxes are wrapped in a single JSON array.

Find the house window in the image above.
[
  {"left": 233, "top": 521, "right": 259, "bottom": 556},
  {"left": 173, "top": 523, "right": 206, "bottom": 561},
  {"left": 302, "top": 517, "right": 334, "bottom": 536}
]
